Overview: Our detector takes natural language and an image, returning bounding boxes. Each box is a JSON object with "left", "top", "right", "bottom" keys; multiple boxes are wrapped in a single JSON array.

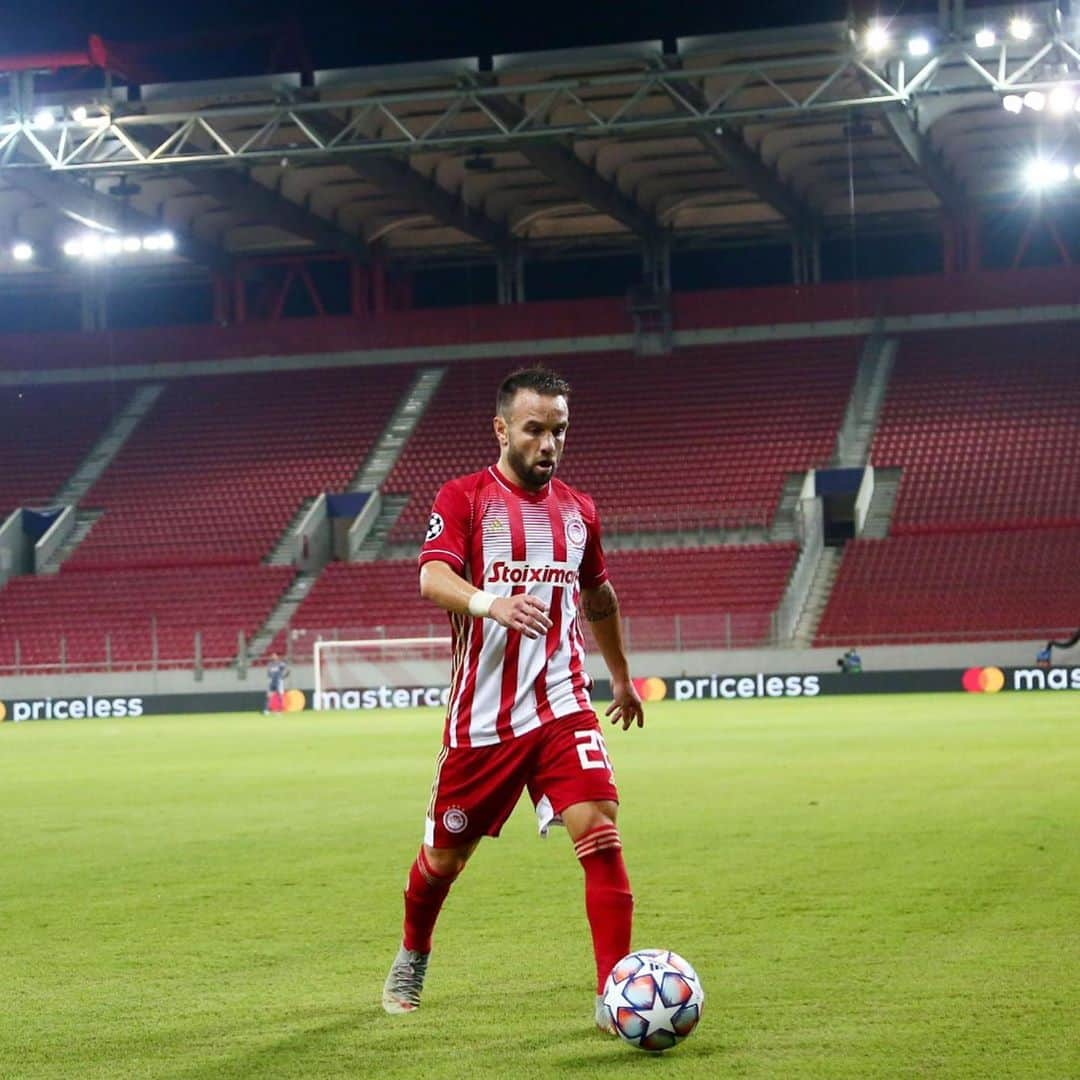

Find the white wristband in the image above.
[{"left": 467, "top": 591, "right": 497, "bottom": 618}]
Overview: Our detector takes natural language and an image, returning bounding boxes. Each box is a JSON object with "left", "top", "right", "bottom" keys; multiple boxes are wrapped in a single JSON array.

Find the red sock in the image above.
[
  {"left": 575, "top": 824, "right": 634, "bottom": 994},
  {"left": 402, "top": 847, "right": 457, "bottom": 954}
]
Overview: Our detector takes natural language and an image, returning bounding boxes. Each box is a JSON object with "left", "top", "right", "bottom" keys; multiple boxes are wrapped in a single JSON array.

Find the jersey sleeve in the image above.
[
  {"left": 578, "top": 497, "right": 609, "bottom": 590},
  {"left": 418, "top": 479, "right": 472, "bottom": 573}
]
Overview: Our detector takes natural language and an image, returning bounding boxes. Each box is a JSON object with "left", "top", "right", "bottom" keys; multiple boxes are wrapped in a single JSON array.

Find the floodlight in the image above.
[
  {"left": 32, "top": 108, "right": 56, "bottom": 130},
  {"left": 1025, "top": 158, "right": 1068, "bottom": 188},
  {"left": 1002, "top": 94, "right": 1024, "bottom": 113},
  {"left": 156, "top": 231, "right": 176, "bottom": 252},
  {"left": 71, "top": 105, "right": 89, "bottom": 123},
  {"left": 1009, "top": 17, "right": 1034, "bottom": 41},
  {"left": 1024, "top": 90, "right": 1046, "bottom": 111},
  {"left": 908, "top": 35, "right": 931, "bottom": 58},
  {"left": 1048, "top": 86, "right": 1077, "bottom": 114},
  {"left": 122, "top": 236, "right": 143, "bottom": 253},
  {"left": 81, "top": 235, "right": 104, "bottom": 258},
  {"left": 103, "top": 237, "right": 124, "bottom": 255},
  {"left": 975, "top": 28, "right": 997, "bottom": 48},
  {"left": 11, "top": 242, "right": 33, "bottom": 262},
  {"left": 1074, "top": 164, "right": 1080, "bottom": 180},
  {"left": 63, "top": 238, "right": 84, "bottom": 257},
  {"left": 865, "top": 25, "right": 890, "bottom": 54}
]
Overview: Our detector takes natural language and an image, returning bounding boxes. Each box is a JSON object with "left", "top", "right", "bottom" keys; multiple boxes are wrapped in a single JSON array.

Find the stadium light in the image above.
[
  {"left": 864, "top": 24, "right": 890, "bottom": 54},
  {"left": 71, "top": 105, "right": 89, "bottom": 123},
  {"left": 122, "top": 236, "right": 143, "bottom": 253},
  {"left": 1025, "top": 158, "right": 1069, "bottom": 189},
  {"left": 32, "top": 108, "right": 56, "bottom": 130},
  {"left": 11, "top": 242, "right": 34, "bottom": 262},
  {"left": 908, "top": 35, "right": 931, "bottom": 58},
  {"left": 1002, "top": 94, "right": 1024, "bottom": 113},
  {"left": 1048, "top": 85, "right": 1077, "bottom": 114},
  {"left": 975, "top": 28, "right": 997, "bottom": 48},
  {"left": 81, "top": 234, "right": 104, "bottom": 258},
  {"left": 1074, "top": 164, "right": 1080, "bottom": 180},
  {"left": 143, "top": 231, "right": 176, "bottom": 252},
  {"left": 103, "top": 237, "right": 124, "bottom": 256},
  {"left": 1009, "top": 17, "right": 1034, "bottom": 41},
  {"left": 1024, "top": 90, "right": 1046, "bottom": 111},
  {"left": 62, "top": 238, "right": 84, "bottom": 257}
]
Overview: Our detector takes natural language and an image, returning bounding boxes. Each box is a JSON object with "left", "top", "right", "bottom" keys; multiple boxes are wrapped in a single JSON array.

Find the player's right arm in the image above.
[
  {"left": 419, "top": 560, "right": 553, "bottom": 639},
  {"left": 417, "top": 478, "right": 552, "bottom": 639}
]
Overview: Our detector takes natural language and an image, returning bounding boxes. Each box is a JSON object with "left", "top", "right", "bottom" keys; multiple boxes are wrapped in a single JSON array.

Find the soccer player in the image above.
[
  {"left": 382, "top": 367, "right": 645, "bottom": 1032},
  {"left": 264, "top": 652, "right": 289, "bottom": 713}
]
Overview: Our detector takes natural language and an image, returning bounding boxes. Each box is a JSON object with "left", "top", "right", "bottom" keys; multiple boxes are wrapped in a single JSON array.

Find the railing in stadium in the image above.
[{"left": 3, "top": 622, "right": 1069, "bottom": 676}]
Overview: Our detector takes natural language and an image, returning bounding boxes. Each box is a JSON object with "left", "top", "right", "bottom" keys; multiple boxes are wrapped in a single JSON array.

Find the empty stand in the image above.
[
  {"left": 384, "top": 344, "right": 857, "bottom": 545},
  {"left": 871, "top": 325, "right": 1080, "bottom": 531},
  {"left": 0, "top": 383, "right": 123, "bottom": 516},
  {"left": 816, "top": 527, "right": 1080, "bottom": 645},
  {"left": 0, "top": 565, "right": 293, "bottom": 670},
  {"left": 67, "top": 366, "right": 414, "bottom": 568}
]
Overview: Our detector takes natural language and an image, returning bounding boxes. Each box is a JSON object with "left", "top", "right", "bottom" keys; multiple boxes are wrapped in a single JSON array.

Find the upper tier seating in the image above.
[
  {"left": 0, "top": 383, "right": 122, "bottom": 516},
  {"left": 385, "top": 343, "right": 857, "bottom": 544},
  {"left": 815, "top": 527, "right": 1080, "bottom": 645},
  {"left": 67, "top": 366, "right": 414, "bottom": 568},
  {"left": 0, "top": 565, "right": 293, "bottom": 670},
  {"left": 871, "top": 326, "right": 1080, "bottom": 531}
]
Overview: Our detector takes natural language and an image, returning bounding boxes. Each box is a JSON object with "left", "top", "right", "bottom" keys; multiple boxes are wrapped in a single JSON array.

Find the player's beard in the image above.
[{"left": 507, "top": 443, "right": 557, "bottom": 490}]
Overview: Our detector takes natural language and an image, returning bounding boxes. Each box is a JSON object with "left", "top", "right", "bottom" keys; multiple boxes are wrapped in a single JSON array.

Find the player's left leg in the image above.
[
  {"left": 562, "top": 799, "right": 633, "bottom": 1034},
  {"left": 529, "top": 715, "right": 633, "bottom": 1033}
]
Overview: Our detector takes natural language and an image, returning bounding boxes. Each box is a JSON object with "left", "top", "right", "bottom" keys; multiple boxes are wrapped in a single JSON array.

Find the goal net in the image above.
[{"left": 313, "top": 636, "right": 453, "bottom": 711}]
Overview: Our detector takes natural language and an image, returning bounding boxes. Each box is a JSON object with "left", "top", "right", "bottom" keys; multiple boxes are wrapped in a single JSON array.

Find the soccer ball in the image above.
[{"left": 601, "top": 948, "right": 704, "bottom": 1052}]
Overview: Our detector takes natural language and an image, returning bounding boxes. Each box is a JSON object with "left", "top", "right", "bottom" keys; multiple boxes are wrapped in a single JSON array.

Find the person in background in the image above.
[
  {"left": 839, "top": 646, "right": 862, "bottom": 674},
  {"left": 264, "top": 653, "right": 289, "bottom": 713}
]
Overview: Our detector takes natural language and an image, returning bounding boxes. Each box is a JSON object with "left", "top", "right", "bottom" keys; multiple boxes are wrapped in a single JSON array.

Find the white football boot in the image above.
[{"left": 382, "top": 945, "right": 430, "bottom": 1014}]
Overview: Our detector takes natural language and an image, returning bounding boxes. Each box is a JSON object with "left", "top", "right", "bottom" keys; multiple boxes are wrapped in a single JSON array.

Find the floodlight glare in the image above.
[
  {"left": 63, "top": 239, "right": 84, "bottom": 257},
  {"left": 1024, "top": 90, "right": 1046, "bottom": 111},
  {"left": 104, "top": 237, "right": 124, "bottom": 255},
  {"left": 908, "top": 35, "right": 931, "bottom": 57},
  {"left": 81, "top": 235, "right": 104, "bottom": 258},
  {"left": 122, "top": 236, "right": 143, "bottom": 252},
  {"left": 143, "top": 234, "right": 161, "bottom": 251},
  {"left": 156, "top": 231, "right": 176, "bottom": 252},
  {"left": 32, "top": 108, "right": 55, "bottom": 130},
  {"left": 1074, "top": 164, "right": 1080, "bottom": 180},
  {"left": 1048, "top": 86, "right": 1077, "bottom": 114},
  {"left": 11, "top": 242, "right": 33, "bottom": 262},
  {"left": 1009, "top": 17, "right": 1034, "bottom": 41},
  {"left": 1002, "top": 94, "right": 1024, "bottom": 113},
  {"left": 865, "top": 24, "right": 890, "bottom": 54},
  {"left": 975, "top": 28, "right": 997, "bottom": 48},
  {"left": 1025, "top": 158, "right": 1068, "bottom": 188},
  {"left": 71, "top": 105, "right": 89, "bottom": 123}
]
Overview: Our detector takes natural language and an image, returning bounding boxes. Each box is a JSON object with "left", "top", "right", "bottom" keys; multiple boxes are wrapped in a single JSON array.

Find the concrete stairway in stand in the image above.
[{"left": 791, "top": 546, "right": 842, "bottom": 646}]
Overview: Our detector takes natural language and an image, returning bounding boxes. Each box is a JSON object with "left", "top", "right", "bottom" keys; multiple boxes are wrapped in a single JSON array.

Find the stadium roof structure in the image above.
[{"left": 1, "top": 1, "right": 1078, "bottom": 287}]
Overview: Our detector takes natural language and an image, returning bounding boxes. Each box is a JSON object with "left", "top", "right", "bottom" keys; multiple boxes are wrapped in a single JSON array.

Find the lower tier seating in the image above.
[
  {"left": 0, "top": 566, "right": 293, "bottom": 670},
  {"left": 815, "top": 527, "right": 1080, "bottom": 645}
]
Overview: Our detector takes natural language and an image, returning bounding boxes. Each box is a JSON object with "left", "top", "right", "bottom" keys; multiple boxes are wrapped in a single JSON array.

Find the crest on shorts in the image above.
[
  {"left": 425, "top": 512, "right": 445, "bottom": 542},
  {"left": 442, "top": 806, "right": 468, "bottom": 834},
  {"left": 566, "top": 516, "right": 587, "bottom": 548}
]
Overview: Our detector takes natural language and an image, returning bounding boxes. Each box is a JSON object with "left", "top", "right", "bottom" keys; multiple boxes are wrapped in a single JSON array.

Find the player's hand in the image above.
[
  {"left": 490, "top": 594, "right": 553, "bottom": 639},
  {"left": 606, "top": 678, "right": 644, "bottom": 730}
]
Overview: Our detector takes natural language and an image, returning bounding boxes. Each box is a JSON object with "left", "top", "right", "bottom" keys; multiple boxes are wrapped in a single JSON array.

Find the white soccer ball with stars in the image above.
[{"left": 601, "top": 948, "right": 704, "bottom": 1052}]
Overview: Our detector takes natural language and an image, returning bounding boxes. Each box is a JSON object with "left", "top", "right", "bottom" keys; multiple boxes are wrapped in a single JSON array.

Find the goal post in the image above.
[{"left": 313, "top": 636, "right": 452, "bottom": 711}]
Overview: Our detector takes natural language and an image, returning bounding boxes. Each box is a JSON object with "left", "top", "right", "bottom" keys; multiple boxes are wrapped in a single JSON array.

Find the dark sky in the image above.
[{"left": 15, "top": 1, "right": 974, "bottom": 77}]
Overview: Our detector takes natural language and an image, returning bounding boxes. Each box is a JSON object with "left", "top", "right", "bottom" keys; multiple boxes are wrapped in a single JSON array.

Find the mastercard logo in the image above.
[
  {"left": 962, "top": 667, "right": 1005, "bottom": 693},
  {"left": 631, "top": 676, "right": 667, "bottom": 702},
  {"left": 283, "top": 689, "right": 306, "bottom": 712},
  {"left": 0, "top": 701, "right": 6, "bottom": 722}
]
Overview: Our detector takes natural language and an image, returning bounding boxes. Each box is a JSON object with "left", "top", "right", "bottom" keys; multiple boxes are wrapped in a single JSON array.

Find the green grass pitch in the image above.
[{"left": 1, "top": 694, "right": 1077, "bottom": 1079}]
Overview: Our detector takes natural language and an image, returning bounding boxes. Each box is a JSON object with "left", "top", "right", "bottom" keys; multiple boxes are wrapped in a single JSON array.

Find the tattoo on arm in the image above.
[{"left": 583, "top": 582, "right": 619, "bottom": 622}]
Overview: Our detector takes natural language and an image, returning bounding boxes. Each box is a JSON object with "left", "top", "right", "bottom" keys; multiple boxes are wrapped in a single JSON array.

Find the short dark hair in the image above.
[{"left": 496, "top": 367, "right": 571, "bottom": 418}]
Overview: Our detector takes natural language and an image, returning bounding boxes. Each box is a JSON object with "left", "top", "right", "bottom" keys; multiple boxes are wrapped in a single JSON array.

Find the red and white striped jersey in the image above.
[{"left": 418, "top": 465, "right": 608, "bottom": 748}]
